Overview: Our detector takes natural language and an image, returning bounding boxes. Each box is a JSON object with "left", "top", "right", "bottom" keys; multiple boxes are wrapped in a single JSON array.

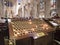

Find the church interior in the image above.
[{"left": 0, "top": 0, "right": 60, "bottom": 45}]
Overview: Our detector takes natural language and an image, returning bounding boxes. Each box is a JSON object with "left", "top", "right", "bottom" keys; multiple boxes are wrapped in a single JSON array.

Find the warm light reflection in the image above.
[
  {"left": 14, "top": 33, "right": 18, "bottom": 37},
  {"left": 41, "top": 24, "right": 49, "bottom": 30},
  {"left": 17, "top": 32, "right": 20, "bottom": 35},
  {"left": 29, "top": 21, "right": 32, "bottom": 24},
  {"left": 31, "top": 28, "right": 35, "bottom": 31},
  {"left": 37, "top": 32, "right": 45, "bottom": 37},
  {"left": 28, "top": 20, "right": 32, "bottom": 24},
  {"left": 36, "top": 25, "right": 38, "bottom": 28},
  {"left": 11, "top": 19, "right": 52, "bottom": 38},
  {"left": 13, "top": 29, "right": 16, "bottom": 31},
  {"left": 25, "top": 31, "right": 28, "bottom": 34},
  {"left": 46, "top": 27, "right": 49, "bottom": 30},
  {"left": 43, "top": 24, "right": 48, "bottom": 27}
]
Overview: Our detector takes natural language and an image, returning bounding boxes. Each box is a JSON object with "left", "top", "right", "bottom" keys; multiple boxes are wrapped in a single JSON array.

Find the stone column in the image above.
[
  {"left": 22, "top": 6, "right": 25, "bottom": 18},
  {"left": 34, "top": 3, "right": 38, "bottom": 18},
  {"left": 0, "top": 0, "right": 4, "bottom": 18},
  {"left": 37, "top": 0, "right": 40, "bottom": 18},
  {"left": 18, "top": 8, "right": 22, "bottom": 18},
  {"left": 45, "top": 0, "right": 51, "bottom": 18},
  {"left": 57, "top": 0, "right": 60, "bottom": 16}
]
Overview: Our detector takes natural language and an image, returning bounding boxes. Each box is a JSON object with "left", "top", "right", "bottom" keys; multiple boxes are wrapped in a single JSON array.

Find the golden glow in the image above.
[
  {"left": 43, "top": 24, "right": 48, "bottom": 27},
  {"left": 31, "top": 28, "right": 35, "bottom": 31},
  {"left": 13, "top": 29, "right": 16, "bottom": 31},
  {"left": 36, "top": 32, "right": 45, "bottom": 37},
  {"left": 45, "top": 27, "right": 49, "bottom": 30},
  {"left": 17, "top": 32, "right": 20, "bottom": 35},
  {"left": 29, "top": 21, "right": 32, "bottom": 24},
  {"left": 14, "top": 33, "right": 18, "bottom": 37},
  {"left": 11, "top": 19, "right": 53, "bottom": 38},
  {"left": 36, "top": 25, "right": 38, "bottom": 28},
  {"left": 28, "top": 19, "right": 32, "bottom": 24},
  {"left": 42, "top": 24, "right": 49, "bottom": 30},
  {"left": 23, "top": 30, "right": 28, "bottom": 34}
]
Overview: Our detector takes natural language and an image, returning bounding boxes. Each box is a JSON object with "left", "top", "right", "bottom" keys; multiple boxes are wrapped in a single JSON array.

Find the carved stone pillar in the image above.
[
  {"left": 18, "top": 8, "right": 22, "bottom": 17},
  {"left": 45, "top": 0, "right": 51, "bottom": 18},
  {"left": 22, "top": 6, "right": 25, "bottom": 18},
  {"left": 57, "top": 0, "right": 60, "bottom": 16}
]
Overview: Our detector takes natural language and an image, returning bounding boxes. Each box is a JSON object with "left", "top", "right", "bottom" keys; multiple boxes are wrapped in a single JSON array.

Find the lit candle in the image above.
[
  {"left": 36, "top": 25, "right": 38, "bottom": 28},
  {"left": 29, "top": 21, "right": 32, "bottom": 24},
  {"left": 31, "top": 28, "right": 35, "bottom": 31},
  {"left": 14, "top": 33, "right": 18, "bottom": 37},
  {"left": 17, "top": 32, "right": 20, "bottom": 35}
]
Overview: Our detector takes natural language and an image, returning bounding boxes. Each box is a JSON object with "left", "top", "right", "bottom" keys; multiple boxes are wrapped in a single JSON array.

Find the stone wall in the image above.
[
  {"left": 0, "top": 0, "right": 60, "bottom": 18},
  {"left": 18, "top": 0, "right": 52, "bottom": 18},
  {"left": 0, "top": 0, "right": 4, "bottom": 18},
  {"left": 57, "top": 0, "right": 60, "bottom": 17},
  {"left": 45, "top": 0, "right": 51, "bottom": 18}
]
